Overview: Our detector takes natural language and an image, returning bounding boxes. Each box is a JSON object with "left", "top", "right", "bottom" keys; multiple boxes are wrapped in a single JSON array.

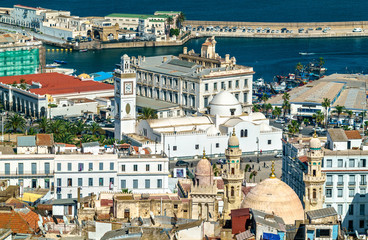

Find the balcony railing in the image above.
[
  {"left": 337, "top": 181, "right": 344, "bottom": 186},
  {"left": 361, "top": 181, "right": 367, "bottom": 186},
  {"left": 326, "top": 182, "right": 333, "bottom": 186},
  {"left": 348, "top": 181, "right": 356, "bottom": 186},
  {"left": 0, "top": 171, "right": 54, "bottom": 177}
]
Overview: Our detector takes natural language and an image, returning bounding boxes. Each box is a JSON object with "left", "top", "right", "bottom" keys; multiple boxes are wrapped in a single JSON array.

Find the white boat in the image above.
[
  {"left": 299, "top": 52, "right": 315, "bottom": 55},
  {"left": 45, "top": 63, "right": 61, "bottom": 68}
]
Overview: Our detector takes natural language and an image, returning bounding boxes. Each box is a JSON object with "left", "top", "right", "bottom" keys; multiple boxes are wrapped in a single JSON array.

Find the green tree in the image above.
[
  {"left": 296, "top": 62, "right": 304, "bottom": 72},
  {"left": 38, "top": 117, "right": 49, "bottom": 133},
  {"left": 81, "top": 134, "right": 95, "bottom": 143},
  {"left": 318, "top": 57, "right": 325, "bottom": 67},
  {"left": 89, "top": 122, "right": 103, "bottom": 136},
  {"left": 138, "top": 107, "right": 158, "bottom": 120},
  {"left": 253, "top": 104, "right": 261, "bottom": 112},
  {"left": 177, "top": 12, "right": 185, "bottom": 28},
  {"left": 169, "top": 28, "right": 180, "bottom": 37},
  {"left": 166, "top": 16, "right": 174, "bottom": 34},
  {"left": 345, "top": 109, "right": 353, "bottom": 126},
  {"left": 313, "top": 111, "right": 325, "bottom": 127},
  {"left": 244, "top": 164, "right": 250, "bottom": 181},
  {"left": 27, "top": 127, "right": 37, "bottom": 135},
  {"left": 322, "top": 98, "right": 331, "bottom": 129},
  {"left": 5, "top": 114, "right": 26, "bottom": 133},
  {"left": 74, "top": 120, "right": 86, "bottom": 136},
  {"left": 332, "top": 105, "right": 345, "bottom": 126},
  {"left": 303, "top": 118, "right": 310, "bottom": 126},
  {"left": 272, "top": 107, "right": 282, "bottom": 119},
  {"left": 288, "top": 120, "right": 300, "bottom": 136}
]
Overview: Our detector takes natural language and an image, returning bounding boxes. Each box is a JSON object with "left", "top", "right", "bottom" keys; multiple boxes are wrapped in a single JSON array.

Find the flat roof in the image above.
[
  {"left": 106, "top": 13, "right": 168, "bottom": 19},
  {"left": 136, "top": 96, "right": 178, "bottom": 110},
  {"left": 0, "top": 73, "right": 114, "bottom": 96}
]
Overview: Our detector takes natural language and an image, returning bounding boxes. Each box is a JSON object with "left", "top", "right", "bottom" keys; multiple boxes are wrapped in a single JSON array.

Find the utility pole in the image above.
[{"left": 1, "top": 113, "right": 4, "bottom": 143}]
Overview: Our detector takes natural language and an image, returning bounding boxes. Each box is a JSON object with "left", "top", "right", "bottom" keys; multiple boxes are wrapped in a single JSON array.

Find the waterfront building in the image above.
[
  {"left": 0, "top": 72, "right": 114, "bottom": 118},
  {"left": 132, "top": 37, "right": 254, "bottom": 114},
  {"left": 0, "top": 33, "right": 45, "bottom": 77},
  {"left": 282, "top": 128, "right": 368, "bottom": 234},
  {"left": 268, "top": 74, "right": 368, "bottom": 121}
]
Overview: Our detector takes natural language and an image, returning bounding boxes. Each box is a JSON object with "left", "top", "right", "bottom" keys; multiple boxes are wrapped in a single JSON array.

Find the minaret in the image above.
[
  {"left": 222, "top": 128, "right": 243, "bottom": 220},
  {"left": 114, "top": 54, "right": 136, "bottom": 141},
  {"left": 303, "top": 132, "right": 326, "bottom": 212}
]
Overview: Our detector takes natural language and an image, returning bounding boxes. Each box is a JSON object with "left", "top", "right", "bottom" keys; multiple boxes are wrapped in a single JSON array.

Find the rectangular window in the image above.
[
  {"left": 67, "top": 178, "right": 72, "bottom": 187},
  {"left": 133, "top": 165, "right": 138, "bottom": 171},
  {"left": 146, "top": 164, "right": 150, "bottom": 171},
  {"left": 216, "top": 143, "right": 220, "bottom": 148},
  {"left": 221, "top": 82, "right": 225, "bottom": 90},
  {"left": 121, "top": 165, "right": 126, "bottom": 172},
  {"left": 173, "top": 146, "right": 177, "bottom": 151},
  {"left": 78, "top": 163, "right": 84, "bottom": 172},
  {"left": 360, "top": 159, "right": 366, "bottom": 167},
  {"left": 348, "top": 220, "right": 354, "bottom": 231},
  {"left": 360, "top": 220, "right": 365, "bottom": 229},
  {"left": 57, "top": 194, "right": 61, "bottom": 199},
  {"left": 145, "top": 179, "right": 150, "bottom": 189},
  {"left": 326, "top": 159, "right": 332, "bottom": 167},
  {"left": 349, "top": 159, "right": 355, "bottom": 167},
  {"left": 99, "top": 162, "right": 103, "bottom": 170},
  {"left": 157, "top": 179, "right": 162, "bottom": 188},
  {"left": 268, "top": 140, "right": 271, "bottom": 145},
  {"left": 205, "top": 83, "right": 208, "bottom": 91},
  {"left": 235, "top": 80, "right": 239, "bottom": 88},
  {"left": 338, "top": 204, "right": 343, "bottom": 215},
  {"left": 349, "top": 204, "right": 354, "bottom": 215},
  {"left": 361, "top": 175, "right": 367, "bottom": 185},
  {"left": 349, "top": 188, "right": 355, "bottom": 197},
  {"left": 228, "top": 81, "right": 232, "bottom": 89},
  {"left": 214, "top": 82, "right": 217, "bottom": 90},
  {"left": 338, "top": 188, "right": 343, "bottom": 197},
  {"left": 195, "top": 144, "right": 199, "bottom": 149},
  {"left": 67, "top": 193, "right": 72, "bottom": 199},
  {"left": 243, "top": 92, "right": 248, "bottom": 102},
  {"left": 121, "top": 180, "right": 126, "bottom": 189},
  {"left": 326, "top": 175, "right": 332, "bottom": 185},
  {"left": 158, "top": 164, "right": 162, "bottom": 171},
  {"left": 109, "top": 178, "right": 114, "bottom": 185},
  {"left": 133, "top": 179, "right": 138, "bottom": 189},
  {"left": 326, "top": 189, "right": 332, "bottom": 198},
  {"left": 68, "top": 163, "right": 72, "bottom": 171},
  {"left": 57, "top": 178, "right": 61, "bottom": 187},
  {"left": 99, "top": 178, "right": 104, "bottom": 186},
  {"left": 78, "top": 178, "right": 82, "bottom": 187},
  {"left": 337, "top": 175, "right": 343, "bottom": 185},
  {"left": 4, "top": 163, "right": 10, "bottom": 175},
  {"left": 44, "top": 163, "right": 50, "bottom": 174},
  {"left": 57, "top": 163, "right": 61, "bottom": 171},
  {"left": 89, "top": 163, "right": 93, "bottom": 171},
  {"left": 88, "top": 178, "right": 93, "bottom": 186},
  {"left": 338, "top": 159, "right": 343, "bottom": 167},
  {"left": 361, "top": 188, "right": 366, "bottom": 195},
  {"left": 110, "top": 162, "right": 114, "bottom": 171},
  {"left": 31, "top": 163, "right": 37, "bottom": 174},
  {"left": 18, "top": 163, "right": 24, "bottom": 175},
  {"left": 244, "top": 79, "right": 248, "bottom": 87},
  {"left": 360, "top": 204, "right": 365, "bottom": 215},
  {"left": 349, "top": 175, "right": 355, "bottom": 185}
]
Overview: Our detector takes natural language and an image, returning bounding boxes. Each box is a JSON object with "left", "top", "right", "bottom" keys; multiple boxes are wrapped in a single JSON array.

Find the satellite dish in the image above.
[
  {"left": 38, "top": 221, "right": 45, "bottom": 234},
  {"left": 63, "top": 216, "right": 69, "bottom": 225},
  {"left": 44, "top": 224, "right": 48, "bottom": 232},
  {"left": 59, "top": 229, "right": 63, "bottom": 235},
  {"left": 38, "top": 214, "right": 43, "bottom": 223}
]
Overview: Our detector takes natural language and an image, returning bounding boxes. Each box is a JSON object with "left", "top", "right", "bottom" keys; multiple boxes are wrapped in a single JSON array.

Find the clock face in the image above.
[{"left": 124, "top": 81, "right": 133, "bottom": 95}]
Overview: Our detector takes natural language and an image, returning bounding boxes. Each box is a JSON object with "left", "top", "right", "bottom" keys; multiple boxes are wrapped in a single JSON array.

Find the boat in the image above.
[
  {"left": 299, "top": 52, "right": 315, "bottom": 55},
  {"left": 79, "top": 49, "right": 88, "bottom": 52},
  {"left": 46, "top": 63, "right": 61, "bottom": 68},
  {"left": 53, "top": 60, "right": 67, "bottom": 64}
]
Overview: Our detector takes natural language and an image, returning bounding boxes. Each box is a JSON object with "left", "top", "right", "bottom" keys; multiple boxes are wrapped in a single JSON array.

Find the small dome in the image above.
[
  {"left": 250, "top": 112, "right": 266, "bottom": 121},
  {"left": 195, "top": 154, "right": 213, "bottom": 186},
  {"left": 310, "top": 134, "right": 321, "bottom": 150},
  {"left": 241, "top": 178, "right": 304, "bottom": 225},
  {"left": 260, "top": 123, "right": 272, "bottom": 132},
  {"left": 207, "top": 125, "right": 220, "bottom": 135},
  {"left": 228, "top": 129, "right": 239, "bottom": 148},
  {"left": 209, "top": 91, "right": 242, "bottom": 116}
]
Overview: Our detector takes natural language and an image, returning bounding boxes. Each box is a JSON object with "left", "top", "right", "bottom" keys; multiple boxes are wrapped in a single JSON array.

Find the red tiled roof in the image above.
[
  {"left": 101, "top": 199, "right": 113, "bottom": 207},
  {"left": 36, "top": 134, "right": 53, "bottom": 146},
  {"left": 0, "top": 211, "right": 34, "bottom": 234},
  {"left": 345, "top": 130, "right": 362, "bottom": 139},
  {"left": 231, "top": 208, "right": 250, "bottom": 218},
  {"left": 299, "top": 156, "right": 308, "bottom": 163},
  {"left": 0, "top": 73, "right": 113, "bottom": 96},
  {"left": 96, "top": 214, "right": 110, "bottom": 220},
  {"left": 55, "top": 142, "right": 77, "bottom": 148},
  {"left": 17, "top": 208, "right": 40, "bottom": 232},
  {"left": 5, "top": 198, "right": 29, "bottom": 209},
  {"left": 241, "top": 186, "right": 253, "bottom": 197}
]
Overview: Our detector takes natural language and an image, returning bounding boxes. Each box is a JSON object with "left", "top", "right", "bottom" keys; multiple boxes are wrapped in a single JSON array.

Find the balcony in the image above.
[
  {"left": 348, "top": 182, "right": 356, "bottom": 186},
  {"left": 326, "top": 182, "right": 333, "bottom": 186},
  {"left": 360, "top": 181, "right": 367, "bottom": 186},
  {"left": 0, "top": 171, "right": 54, "bottom": 177},
  {"left": 337, "top": 181, "right": 344, "bottom": 186}
]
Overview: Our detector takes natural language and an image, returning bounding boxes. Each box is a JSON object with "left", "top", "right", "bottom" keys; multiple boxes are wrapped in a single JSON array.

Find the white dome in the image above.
[
  {"left": 209, "top": 91, "right": 242, "bottom": 116},
  {"left": 250, "top": 112, "right": 266, "bottom": 121},
  {"left": 206, "top": 125, "right": 220, "bottom": 135},
  {"left": 260, "top": 123, "right": 272, "bottom": 132}
]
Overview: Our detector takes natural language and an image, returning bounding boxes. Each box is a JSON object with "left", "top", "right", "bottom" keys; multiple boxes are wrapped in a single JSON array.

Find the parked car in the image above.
[
  {"left": 217, "top": 159, "right": 227, "bottom": 165},
  {"left": 275, "top": 119, "right": 285, "bottom": 124},
  {"left": 176, "top": 160, "right": 189, "bottom": 167},
  {"left": 353, "top": 28, "right": 362, "bottom": 32},
  {"left": 275, "top": 153, "right": 283, "bottom": 158}
]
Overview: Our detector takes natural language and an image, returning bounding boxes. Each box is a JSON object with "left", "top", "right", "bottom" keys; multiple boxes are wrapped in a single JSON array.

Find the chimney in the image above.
[
  {"left": 225, "top": 54, "right": 230, "bottom": 63},
  {"left": 163, "top": 56, "right": 167, "bottom": 63},
  {"left": 183, "top": 47, "right": 188, "bottom": 54}
]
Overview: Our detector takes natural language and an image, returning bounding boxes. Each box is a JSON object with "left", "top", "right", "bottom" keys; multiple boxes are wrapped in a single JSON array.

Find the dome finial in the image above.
[
  {"left": 270, "top": 160, "right": 276, "bottom": 179},
  {"left": 313, "top": 129, "right": 317, "bottom": 138},
  {"left": 202, "top": 148, "right": 206, "bottom": 159},
  {"left": 232, "top": 128, "right": 236, "bottom": 136}
]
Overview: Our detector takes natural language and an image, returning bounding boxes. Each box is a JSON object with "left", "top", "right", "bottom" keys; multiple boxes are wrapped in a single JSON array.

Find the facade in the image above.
[
  {"left": 132, "top": 37, "right": 254, "bottom": 114},
  {"left": 0, "top": 33, "right": 45, "bottom": 77}
]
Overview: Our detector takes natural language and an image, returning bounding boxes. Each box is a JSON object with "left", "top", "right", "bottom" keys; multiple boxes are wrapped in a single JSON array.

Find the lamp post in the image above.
[{"left": 256, "top": 137, "right": 259, "bottom": 164}]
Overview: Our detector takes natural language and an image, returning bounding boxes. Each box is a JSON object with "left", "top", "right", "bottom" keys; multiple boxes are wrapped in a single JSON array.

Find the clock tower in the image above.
[{"left": 114, "top": 54, "right": 136, "bottom": 140}]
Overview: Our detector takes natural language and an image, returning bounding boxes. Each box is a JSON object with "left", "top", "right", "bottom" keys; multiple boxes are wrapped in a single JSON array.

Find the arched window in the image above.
[
  {"left": 244, "top": 129, "right": 248, "bottom": 137},
  {"left": 240, "top": 130, "right": 244, "bottom": 137},
  {"left": 231, "top": 186, "right": 235, "bottom": 197},
  {"left": 313, "top": 189, "right": 317, "bottom": 199}
]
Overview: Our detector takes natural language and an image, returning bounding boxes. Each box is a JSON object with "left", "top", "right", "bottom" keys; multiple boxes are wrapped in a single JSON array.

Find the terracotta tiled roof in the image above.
[
  {"left": 96, "top": 213, "right": 110, "bottom": 220},
  {"left": 0, "top": 73, "right": 113, "bottom": 96},
  {"left": 345, "top": 130, "right": 362, "bottom": 139},
  {"left": 0, "top": 211, "right": 34, "bottom": 234},
  {"left": 36, "top": 134, "right": 54, "bottom": 146},
  {"left": 241, "top": 186, "right": 253, "bottom": 197},
  {"left": 5, "top": 198, "right": 29, "bottom": 208},
  {"left": 299, "top": 156, "right": 308, "bottom": 163},
  {"left": 17, "top": 208, "right": 40, "bottom": 232}
]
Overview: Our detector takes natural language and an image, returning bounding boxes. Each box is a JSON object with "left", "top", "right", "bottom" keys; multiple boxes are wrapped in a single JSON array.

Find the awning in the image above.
[
  {"left": 263, "top": 233, "right": 280, "bottom": 240},
  {"left": 18, "top": 193, "right": 43, "bottom": 203}
]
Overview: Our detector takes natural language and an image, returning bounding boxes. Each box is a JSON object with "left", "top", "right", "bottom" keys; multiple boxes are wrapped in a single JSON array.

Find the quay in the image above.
[{"left": 183, "top": 20, "right": 368, "bottom": 38}]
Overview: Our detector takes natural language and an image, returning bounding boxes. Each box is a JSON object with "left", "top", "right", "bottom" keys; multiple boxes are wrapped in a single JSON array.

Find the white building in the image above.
[{"left": 282, "top": 128, "right": 368, "bottom": 234}]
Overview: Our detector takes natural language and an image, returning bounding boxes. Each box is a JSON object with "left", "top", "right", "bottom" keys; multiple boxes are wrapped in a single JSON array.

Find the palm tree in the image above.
[
  {"left": 345, "top": 109, "right": 353, "bottom": 127},
  {"left": 38, "top": 117, "right": 49, "bottom": 133},
  {"left": 288, "top": 120, "right": 300, "bottom": 136},
  {"left": 265, "top": 103, "right": 273, "bottom": 117},
  {"left": 177, "top": 12, "right": 185, "bottom": 28},
  {"left": 244, "top": 164, "right": 250, "bottom": 180},
  {"left": 89, "top": 122, "right": 103, "bottom": 136},
  {"left": 81, "top": 134, "right": 95, "bottom": 143},
  {"left": 282, "top": 92, "right": 290, "bottom": 119},
  {"left": 166, "top": 16, "right": 174, "bottom": 34},
  {"left": 212, "top": 164, "right": 220, "bottom": 177},
  {"left": 322, "top": 98, "right": 331, "bottom": 129},
  {"left": 138, "top": 107, "right": 158, "bottom": 120},
  {"left": 359, "top": 111, "right": 366, "bottom": 131},
  {"left": 249, "top": 170, "right": 258, "bottom": 183},
  {"left": 253, "top": 104, "right": 261, "bottom": 112},
  {"left": 261, "top": 93, "right": 269, "bottom": 115},
  {"left": 74, "top": 120, "right": 86, "bottom": 136},
  {"left": 332, "top": 105, "right": 345, "bottom": 126},
  {"left": 313, "top": 111, "right": 325, "bottom": 127},
  {"left": 272, "top": 107, "right": 282, "bottom": 119},
  {"left": 303, "top": 118, "right": 310, "bottom": 126},
  {"left": 27, "top": 127, "right": 37, "bottom": 135},
  {"left": 5, "top": 114, "right": 26, "bottom": 133}
]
